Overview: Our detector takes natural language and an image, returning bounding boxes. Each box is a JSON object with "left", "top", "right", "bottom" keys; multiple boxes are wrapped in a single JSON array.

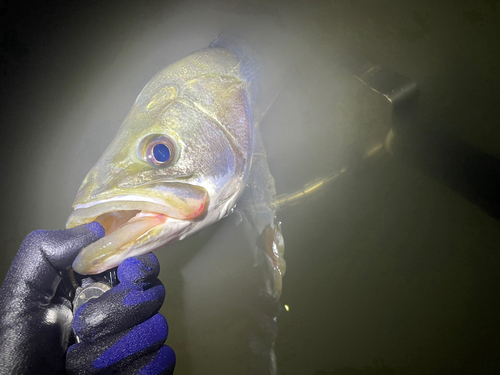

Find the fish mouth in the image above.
[{"left": 67, "top": 190, "right": 207, "bottom": 275}]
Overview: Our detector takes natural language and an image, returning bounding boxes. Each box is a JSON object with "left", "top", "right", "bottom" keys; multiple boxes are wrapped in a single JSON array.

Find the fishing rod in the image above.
[
  {"left": 273, "top": 49, "right": 500, "bottom": 223},
  {"left": 61, "top": 32, "right": 500, "bottom": 352}
]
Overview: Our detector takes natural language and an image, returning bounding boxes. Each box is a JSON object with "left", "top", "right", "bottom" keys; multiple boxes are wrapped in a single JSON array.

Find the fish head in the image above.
[{"left": 67, "top": 48, "right": 253, "bottom": 274}]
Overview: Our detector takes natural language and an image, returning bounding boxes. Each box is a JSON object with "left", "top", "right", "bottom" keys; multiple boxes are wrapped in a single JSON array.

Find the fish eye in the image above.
[
  {"left": 153, "top": 143, "right": 170, "bottom": 163},
  {"left": 138, "top": 134, "right": 176, "bottom": 166}
]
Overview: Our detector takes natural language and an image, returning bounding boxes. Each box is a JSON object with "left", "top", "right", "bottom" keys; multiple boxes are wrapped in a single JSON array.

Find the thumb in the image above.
[
  {"left": 43, "top": 222, "right": 105, "bottom": 270},
  {"left": 1, "top": 223, "right": 104, "bottom": 301}
]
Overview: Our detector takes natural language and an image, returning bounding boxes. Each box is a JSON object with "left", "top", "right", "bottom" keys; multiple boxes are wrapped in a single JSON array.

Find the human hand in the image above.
[
  {"left": 0, "top": 223, "right": 105, "bottom": 374},
  {"left": 0, "top": 224, "right": 175, "bottom": 375},
  {"left": 66, "top": 253, "right": 175, "bottom": 374}
]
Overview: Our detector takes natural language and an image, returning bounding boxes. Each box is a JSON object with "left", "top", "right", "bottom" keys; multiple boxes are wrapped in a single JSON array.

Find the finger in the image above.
[
  {"left": 2, "top": 223, "right": 104, "bottom": 301},
  {"left": 135, "top": 345, "right": 176, "bottom": 375},
  {"left": 117, "top": 253, "right": 161, "bottom": 288},
  {"left": 73, "top": 253, "right": 165, "bottom": 342},
  {"left": 119, "top": 345, "right": 176, "bottom": 375},
  {"left": 67, "top": 313, "right": 168, "bottom": 374},
  {"left": 44, "top": 222, "right": 105, "bottom": 270},
  {"left": 73, "top": 280, "right": 165, "bottom": 342}
]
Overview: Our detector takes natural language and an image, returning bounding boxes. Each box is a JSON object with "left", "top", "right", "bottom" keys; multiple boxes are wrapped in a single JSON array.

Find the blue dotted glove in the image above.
[
  {"left": 66, "top": 253, "right": 175, "bottom": 375},
  {"left": 0, "top": 223, "right": 105, "bottom": 374}
]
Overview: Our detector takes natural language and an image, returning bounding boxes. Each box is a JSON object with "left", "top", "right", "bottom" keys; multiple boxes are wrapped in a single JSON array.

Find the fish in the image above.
[{"left": 66, "top": 36, "right": 285, "bottom": 284}]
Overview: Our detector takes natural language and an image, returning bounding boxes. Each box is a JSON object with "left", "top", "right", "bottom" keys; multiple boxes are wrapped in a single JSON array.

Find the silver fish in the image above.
[{"left": 66, "top": 38, "right": 284, "bottom": 283}]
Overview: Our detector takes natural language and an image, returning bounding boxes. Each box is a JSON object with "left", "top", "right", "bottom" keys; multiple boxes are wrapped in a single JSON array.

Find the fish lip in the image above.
[
  {"left": 73, "top": 195, "right": 175, "bottom": 211},
  {"left": 66, "top": 200, "right": 165, "bottom": 227},
  {"left": 121, "top": 174, "right": 195, "bottom": 188},
  {"left": 67, "top": 196, "right": 206, "bottom": 229},
  {"left": 71, "top": 211, "right": 170, "bottom": 275},
  {"left": 71, "top": 181, "right": 208, "bottom": 224}
]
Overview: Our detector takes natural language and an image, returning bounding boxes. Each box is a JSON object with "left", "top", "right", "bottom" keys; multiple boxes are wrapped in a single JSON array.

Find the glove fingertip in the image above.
[
  {"left": 38, "top": 223, "right": 106, "bottom": 271},
  {"left": 85, "top": 222, "right": 105, "bottom": 239},
  {"left": 138, "top": 345, "right": 176, "bottom": 375},
  {"left": 117, "top": 253, "right": 160, "bottom": 287}
]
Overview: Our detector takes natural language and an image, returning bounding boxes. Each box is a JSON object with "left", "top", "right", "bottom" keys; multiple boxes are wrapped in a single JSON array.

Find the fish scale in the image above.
[{"left": 66, "top": 41, "right": 284, "bottom": 281}]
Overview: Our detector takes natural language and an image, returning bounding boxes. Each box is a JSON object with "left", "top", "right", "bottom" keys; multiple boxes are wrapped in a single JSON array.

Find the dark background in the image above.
[{"left": 1, "top": 1, "right": 500, "bottom": 374}]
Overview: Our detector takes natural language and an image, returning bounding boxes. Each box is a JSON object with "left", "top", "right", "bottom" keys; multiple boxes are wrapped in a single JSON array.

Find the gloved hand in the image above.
[
  {"left": 0, "top": 223, "right": 105, "bottom": 374},
  {"left": 66, "top": 253, "right": 175, "bottom": 374},
  {"left": 0, "top": 224, "right": 175, "bottom": 375}
]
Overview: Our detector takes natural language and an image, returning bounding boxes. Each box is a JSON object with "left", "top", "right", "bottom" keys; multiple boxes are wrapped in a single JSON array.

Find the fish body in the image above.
[{"left": 67, "top": 45, "right": 257, "bottom": 274}]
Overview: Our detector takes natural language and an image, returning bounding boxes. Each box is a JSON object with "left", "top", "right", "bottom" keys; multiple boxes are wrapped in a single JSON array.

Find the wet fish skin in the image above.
[{"left": 67, "top": 46, "right": 255, "bottom": 274}]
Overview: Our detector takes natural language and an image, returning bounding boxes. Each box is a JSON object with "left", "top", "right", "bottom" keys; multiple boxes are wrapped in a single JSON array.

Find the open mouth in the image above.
[
  {"left": 67, "top": 184, "right": 208, "bottom": 274},
  {"left": 69, "top": 207, "right": 169, "bottom": 275},
  {"left": 94, "top": 210, "right": 164, "bottom": 236},
  {"left": 68, "top": 201, "right": 207, "bottom": 275}
]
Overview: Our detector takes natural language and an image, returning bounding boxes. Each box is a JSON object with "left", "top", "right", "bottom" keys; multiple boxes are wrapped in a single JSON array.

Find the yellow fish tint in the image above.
[
  {"left": 67, "top": 45, "right": 253, "bottom": 275},
  {"left": 71, "top": 212, "right": 168, "bottom": 274}
]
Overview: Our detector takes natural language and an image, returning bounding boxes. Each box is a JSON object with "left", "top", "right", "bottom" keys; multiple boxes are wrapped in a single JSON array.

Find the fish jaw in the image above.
[
  {"left": 71, "top": 212, "right": 168, "bottom": 274},
  {"left": 67, "top": 184, "right": 208, "bottom": 275},
  {"left": 66, "top": 47, "right": 255, "bottom": 274},
  {"left": 73, "top": 180, "right": 208, "bottom": 221},
  {"left": 70, "top": 212, "right": 193, "bottom": 274}
]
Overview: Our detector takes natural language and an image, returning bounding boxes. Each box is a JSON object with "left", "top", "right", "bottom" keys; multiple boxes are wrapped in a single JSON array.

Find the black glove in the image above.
[
  {"left": 66, "top": 253, "right": 175, "bottom": 374},
  {"left": 0, "top": 223, "right": 105, "bottom": 374},
  {"left": 0, "top": 224, "right": 175, "bottom": 375}
]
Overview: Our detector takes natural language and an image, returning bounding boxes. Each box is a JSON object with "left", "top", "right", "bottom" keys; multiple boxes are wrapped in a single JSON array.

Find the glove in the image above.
[
  {"left": 66, "top": 253, "right": 175, "bottom": 374},
  {"left": 0, "top": 224, "right": 175, "bottom": 375},
  {"left": 0, "top": 223, "right": 105, "bottom": 374}
]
